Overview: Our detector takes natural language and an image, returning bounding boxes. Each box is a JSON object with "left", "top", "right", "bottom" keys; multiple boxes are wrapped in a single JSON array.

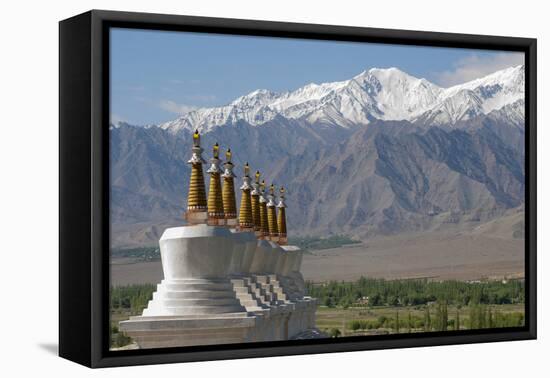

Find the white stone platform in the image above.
[{"left": 119, "top": 224, "right": 317, "bottom": 348}]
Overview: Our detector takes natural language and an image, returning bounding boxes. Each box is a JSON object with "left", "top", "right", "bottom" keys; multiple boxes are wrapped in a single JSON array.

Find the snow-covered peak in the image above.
[
  {"left": 448, "top": 65, "right": 524, "bottom": 93},
  {"left": 364, "top": 66, "right": 413, "bottom": 81},
  {"left": 230, "top": 89, "right": 278, "bottom": 106},
  {"left": 415, "top": 89, "right": 484, "bottom": 125},
  {"left": 159, "top": 65, "right": 524, "bottom": 134},
  {"left": 488, "top": 98, "right": 525, "bottom": 126},
  {"left": 443, "top": 64, "right": 524, "bottom": 114},
  {"left": 110, "top": 121, "right": 138, "bottom": 130},
  {"left": 352, "top": 67, "right": 444, "bottom": 120}
]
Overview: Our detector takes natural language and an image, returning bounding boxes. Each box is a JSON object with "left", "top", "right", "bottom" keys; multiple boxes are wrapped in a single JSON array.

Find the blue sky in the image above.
[{"left": 110, "top": 28, "right": 524, "bottom": 125}]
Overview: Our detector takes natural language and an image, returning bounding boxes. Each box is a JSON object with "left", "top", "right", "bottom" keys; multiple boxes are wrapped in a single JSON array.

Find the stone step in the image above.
[
  {"left": 234, "top": 291, "right": 262, "bottom": 302},
  {"left": 255, "top": 293, "right": 269, "bottom": 301},
  {"left": 160, "top": 284, "right": 235, "bottom": 291},
  {"left": 244, "top": 306, "right": 266, "bottom": 312},
  {"left": 132, "top": 312, "right": 250, "bottom": 320},
  {"left": 163, "top": 278, "right": 230, "bottom": 284},
  {"left": 252, "top": 288, "right": 267, "bottom": 296},
  {"left": 153, "top": 298, "right": 242, "bottom": 307},
  {"left": 230, "top": 278, "right": 250, "bottom": 286},
  {"left": 238, "top": 299, "right": 261, "bottom": 308},
  {"left": 250, "top": 284, "right": 264, "bottom": 290},
  {"left": 142, "top": 304, "right": 247, "bottom": 316},
  {"left": 232, "top": 286, "right": 251, "bottom": 294},
  {"left": 255, "top": 295, "right": 270, "bottom": 304},
  {"left": 234, "top": 290, "right": 252, "bottom": 297},
  {"left": 260, "top": 285, "right": 273, "bottom": 292},
  {"left": 237, "top": 289, "right": 261, "bottom": 299},
  {"left": 153, "top": 290, "right": 236, "bottom": 300},
  {"left": 161, "top": 281, "right": 234, "bottom": 291},
  {"left": 257, "top": 276, "right": 272, "bottom": 284},
  {"left": 267, "top": 293, "right": 278, "bottom": 301}
]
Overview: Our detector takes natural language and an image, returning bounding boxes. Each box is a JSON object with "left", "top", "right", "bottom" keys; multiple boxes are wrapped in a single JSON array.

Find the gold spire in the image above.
[
  {"left": 213, "top": 143, "right": 219, "bottom": 158},
  {"left": 267, "top": 183, "right": 279, "bottom": 240},
  {"left": 193, "top": 129, "right": 200, "bottom": 146},
  {"left": 277, "top": 186, "right": 287, "bottom": 245},
  {"left": 250, "top": 170, "right": 261, "bottom": 232},
  {"left": 186, "top": 130, "right": 207, "bottom": 223},
  {"left": 259, "top": 179, "right": 269, "bottom": 237},
  {"left": 222, "top": 148, "right": 237, "bottom": 225},
  {"left": 206, "top": 143, "right": 224, "bottom": 224},
  {"left": 238, "top": 162, "right": 254, "bottom": 230}
]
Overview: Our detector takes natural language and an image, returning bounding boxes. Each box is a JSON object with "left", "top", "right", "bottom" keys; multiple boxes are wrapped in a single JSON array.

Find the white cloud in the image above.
[
  {"left": 159, "top": 100, "right": 198, "bottom": 115},
  {"left": 435, "top": 53, "right": 524, "bottom": 87}
]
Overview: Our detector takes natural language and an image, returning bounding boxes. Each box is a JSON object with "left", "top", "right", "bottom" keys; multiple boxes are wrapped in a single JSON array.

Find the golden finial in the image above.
[
  {"left": 250, "top": 170, "right": 261, "bottom": 232},
  {"left": 207, "top": 142, "right": 224, "bottom": 222},
  {"left": 213, "top": 143, "right": 219, "bottom": 158},
  {"left": 267, "top": 183, "right": 278, "bottom": 239},
  {"left": 193, "top": 129, "right": 200, "bottom": 147},
  {"left": 238, "top": 162, "right": 253, "bottom": 229},
  {"left": 222, "top": 148, "right": 237, "bottom": 224},
  {"left": 186, "top": 129, "right": 207, "bottom": 222},
  {"left": 258, "top": 178, "right": 269, "bottom": 237},
  {"left": 277, "top": 186, "right": 287, "bottom": 245}
]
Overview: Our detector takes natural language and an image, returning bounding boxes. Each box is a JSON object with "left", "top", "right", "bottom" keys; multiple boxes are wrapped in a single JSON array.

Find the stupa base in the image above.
[
  {"left": 118, "top": 225, "right": 318, "bottom": 349},
  {"left": 119, "top": 301, "right": 318, "bottom": 349},
  {"left": 119, "top": 276, "right": 317, "bottom": 349},
  {"left": 119, "top": 313, "right": 257, "bottom": 348}
]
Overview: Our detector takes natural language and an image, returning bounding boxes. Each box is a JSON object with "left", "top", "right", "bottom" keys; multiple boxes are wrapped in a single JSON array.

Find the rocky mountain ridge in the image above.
[{"left": 109, "top": 66, "right": 525, "bottom": 247}]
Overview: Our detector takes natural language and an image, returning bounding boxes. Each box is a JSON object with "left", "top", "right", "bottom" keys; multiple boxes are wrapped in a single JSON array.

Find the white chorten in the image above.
[{"left": 119, "top": 132, "right": 317, "bottom": 348}]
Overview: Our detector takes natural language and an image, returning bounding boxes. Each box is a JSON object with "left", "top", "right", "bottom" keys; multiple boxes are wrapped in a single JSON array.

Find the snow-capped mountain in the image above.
[
  {"left": 444, "top": 65, "right": 524, "bottom": 114},
  {"left": 488, "top": 98, "right": 525, "bottom": 126},
  {"left": 109, "top": 64, "right": 525, "bottom": 247},
  {"left": 160, "top": 65, "right": 524, "bottom": 134},
  {"left": 416, "top": 65, "right": 524, "bottom": 125}
]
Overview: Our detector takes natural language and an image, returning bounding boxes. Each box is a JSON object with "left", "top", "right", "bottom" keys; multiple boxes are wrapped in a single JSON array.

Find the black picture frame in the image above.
[{"left": 59, "top": 9, "right": 537, "bottom": 368}]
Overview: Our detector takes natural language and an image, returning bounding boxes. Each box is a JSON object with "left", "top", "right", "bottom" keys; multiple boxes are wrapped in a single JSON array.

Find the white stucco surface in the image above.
[{"left": 120, "top": 224, "right": 317, "bottom": 349}]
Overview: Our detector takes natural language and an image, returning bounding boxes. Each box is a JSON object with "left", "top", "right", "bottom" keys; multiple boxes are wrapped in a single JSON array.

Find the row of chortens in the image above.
[{"left": 119, "top": 130, "right": 318, "bottom": 348}]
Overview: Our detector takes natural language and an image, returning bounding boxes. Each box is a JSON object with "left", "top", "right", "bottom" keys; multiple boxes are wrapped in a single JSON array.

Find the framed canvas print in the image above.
[{"left": 59, "top": 10, "right": 536, "bottom": 368}]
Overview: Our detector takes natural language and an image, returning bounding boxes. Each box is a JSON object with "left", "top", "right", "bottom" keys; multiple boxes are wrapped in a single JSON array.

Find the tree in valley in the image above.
[
  {"left": 438, "top": 300, "right": 448, "bottom": 331},
  {"left": 395, "top": 311, "right": 400, "bottom": 333},
  {"left": 424, "top": 307, "right": 431, "bottom": 332},
  {"left": 329, "top": 328, "right": 341, "bottom": 338}
]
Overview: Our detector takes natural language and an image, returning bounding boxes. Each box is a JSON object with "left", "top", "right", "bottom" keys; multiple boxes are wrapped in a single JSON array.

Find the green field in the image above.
[
  {"left": 109, "top": 277, "right": 525, "bottom": 348},
  {"left": 316, "top": 304, "right": 525, "bottom": 337},
  {"left": 306, "top": 277, "right": 524, "bottom": 308},
  {"left": 307, "top": 276, "right": 524, "bottom": 337},
  {"left": 110, "top": 284, "right": 156, "bottom": 348},
  {"left": 111, "top": 247, "right": 160, "bottom": 262},
  {"left": 287, "top": 235, "right": 361, "bottom": 252}
]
